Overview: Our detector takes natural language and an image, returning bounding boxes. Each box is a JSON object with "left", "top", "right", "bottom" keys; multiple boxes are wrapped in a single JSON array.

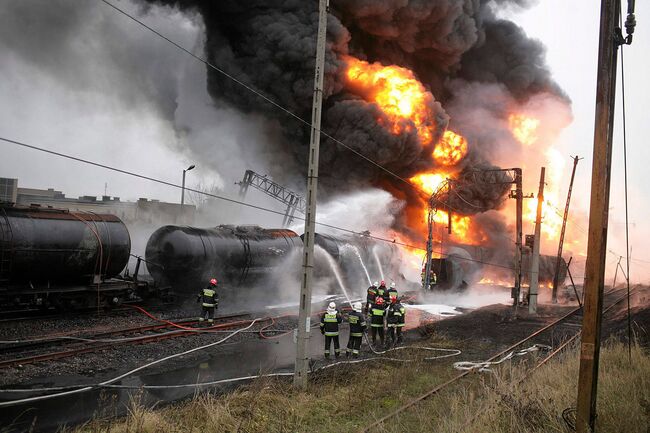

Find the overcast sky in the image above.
[{"left": 1, "top": 1, "right": 647, "bottom": 279}]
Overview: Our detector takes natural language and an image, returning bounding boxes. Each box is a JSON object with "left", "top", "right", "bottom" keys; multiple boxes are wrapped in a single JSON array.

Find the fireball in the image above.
[
  {"left": 345, "top": 56, "right": 436, "bottom": 144},
  {"left": 509, "top": 114, "right": 540, "bottom": 146},
  {"left": 409, "top": 172, "right": 449, "bottom": 195},
  {"left": 433, "top": 130, "right": 468, "bottom": 166}
]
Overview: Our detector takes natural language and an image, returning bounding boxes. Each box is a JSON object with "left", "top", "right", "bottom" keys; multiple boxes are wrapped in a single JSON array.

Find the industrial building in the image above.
[{"left": 0, "top": 177, "right": 195, "bottom": 226}]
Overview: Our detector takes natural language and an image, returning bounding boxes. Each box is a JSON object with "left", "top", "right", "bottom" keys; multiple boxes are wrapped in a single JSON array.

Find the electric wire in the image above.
[{"left": 0, "top": 136, "right": 526, "bottom": 273}]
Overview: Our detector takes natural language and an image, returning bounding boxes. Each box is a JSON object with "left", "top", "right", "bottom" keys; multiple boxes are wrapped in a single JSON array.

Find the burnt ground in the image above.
[{"left": 422, "top": 285, "right": 650, "bottom": 357}]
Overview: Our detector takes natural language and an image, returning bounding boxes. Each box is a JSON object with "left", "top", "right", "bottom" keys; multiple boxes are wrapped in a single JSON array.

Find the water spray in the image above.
[
  {"left": 315, "top": 245, "right": 353, "bottom": 307},
  {"left": 342, "top": 244, "right": 372, "bottom": 285},
  {"left": 372, "top": 245, "right": 385, "bottom": 281}
]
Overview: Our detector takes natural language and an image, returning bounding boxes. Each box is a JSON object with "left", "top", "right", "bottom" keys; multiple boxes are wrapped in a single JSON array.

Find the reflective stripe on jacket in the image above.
[
  {"left": 347, "top": 311, "right": 366, "bottom": 337},
  {"left": 370, "top": 305, "right": 386, "bottom": 327},
  {"left": 320, "top": 311, "right": 342, "bottom": 336},
  {"left": 200, "top": 287, "right": 219, "bottom": 307},
  {"left": 387, "top": 303, "right": 406, "bottom": 327}
]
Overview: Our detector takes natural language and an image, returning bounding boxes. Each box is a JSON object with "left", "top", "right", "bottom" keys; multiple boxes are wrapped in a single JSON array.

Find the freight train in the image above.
[
  {"left": 0, "top": 202, "right": 568, "bottom": 311},
  {"left": 0, "top": 202, "right": 402, "bottom": 311}
]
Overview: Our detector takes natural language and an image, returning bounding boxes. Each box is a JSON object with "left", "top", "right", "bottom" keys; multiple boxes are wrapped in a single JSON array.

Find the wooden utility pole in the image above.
[
  {"left": 294, "top": 0, "right": 328, "bottom": 388},
  {"left": 576, "top": 0, "right": 620, "bottom": 430},
  {"left": 551, "top": 156, "right": 581, "bottom": 303},
  {"left": 528, "top": 167, "right": 545, "bottom": 314}
]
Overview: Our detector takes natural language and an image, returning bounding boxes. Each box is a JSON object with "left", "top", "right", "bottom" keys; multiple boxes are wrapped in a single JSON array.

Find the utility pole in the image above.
[
  {"left": 576, "top": 0, "right": 623, "bottom": 430},
  {"left": 529, "top": 167, "right": 545, "bottom": 314},
  {"left": 513, "top": 168, "right": 523, "bottom": 308},
  {"left": 551, "top": 156, "right": 581, "bottom": 303},
  {"left": 423, "top": 209, "right": 434, "bottom": 291},
  {"left": 294, "top": 0, "right": 328, "bottom": 389}
]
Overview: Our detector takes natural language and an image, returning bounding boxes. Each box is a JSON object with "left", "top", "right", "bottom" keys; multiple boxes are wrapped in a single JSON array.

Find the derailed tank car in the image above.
[
  {"left": 428, "top": 243, "right": 568, "bottom": 291},
  {"left": 145, "top": 224, "right": 302, "bottom": 293},
  {"left": 0, "top": 204, "right": 147, "bottom": 309}
]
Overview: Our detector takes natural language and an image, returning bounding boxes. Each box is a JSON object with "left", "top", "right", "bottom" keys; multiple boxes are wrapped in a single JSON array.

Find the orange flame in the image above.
[
  {"left": 409, "top": 172, "right": 450, "bottom": 195},
  {"left": 433, "top": 130, "right": 468, "bottom": 166},
  {"left": 345, "top": 56, "right": 436, "bottom": 144},
  {"left": 509, "top": 114, "right": 540, "bottom": 146}
]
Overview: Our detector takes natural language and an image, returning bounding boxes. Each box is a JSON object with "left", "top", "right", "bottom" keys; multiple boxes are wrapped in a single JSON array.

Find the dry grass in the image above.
[{"left": 74, "top": 338, "right": 650, "bottom": 433}]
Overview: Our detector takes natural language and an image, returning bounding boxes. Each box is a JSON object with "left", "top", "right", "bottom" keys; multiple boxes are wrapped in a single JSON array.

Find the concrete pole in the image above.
[
  {"left": 529, "top": 167, "right": 545, "bottom": 314},
  {"left": 293, "top": 0, "right": 328, "bottom": 389},
  {"left": 576, "top": 1, "right": 620, "bottom": 426},
  {"left": 513, "top": 168, "right": 523, "bottom": 308}
]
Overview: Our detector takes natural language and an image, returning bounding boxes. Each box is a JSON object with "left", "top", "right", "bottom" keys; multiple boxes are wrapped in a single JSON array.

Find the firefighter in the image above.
[
  {"left": 320, "top": 302, "right": 343, "bottom": 358},
  {"left": 366, "top": 281, "right": 378, "bottom": 314},
  {"left": 377, "top": 280, "right": 390, "bottom": 304},
  {"left": 369, "top": 295, "right": 387, "bottom": 346},
  {"left": 388, "top": 281, "right": 398, "bottom": 300},
  {"left": 197, "top": 278, "right": 219, "bottom": 324},
  {"left": 346, "top": 301, "right": 366, "bottom": 357},
  {"left": 387, "top": 296, "right": 406, "bottom": 345}
]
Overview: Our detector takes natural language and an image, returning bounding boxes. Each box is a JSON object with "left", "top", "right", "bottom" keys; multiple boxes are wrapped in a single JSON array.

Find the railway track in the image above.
[
  {"left": 360, "top": 287, "right": 636, "bottom": 432},
  {"left": 0, "top": 312, "right": 251, "bottom": 369},
  {"left": 0, "top": 304, "right": 170, "bottom": 324}
]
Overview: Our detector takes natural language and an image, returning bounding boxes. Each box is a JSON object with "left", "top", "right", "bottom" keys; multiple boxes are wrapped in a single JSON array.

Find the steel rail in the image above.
[{"left": 0, "top": 313, "right": 250, "bottom": 368}]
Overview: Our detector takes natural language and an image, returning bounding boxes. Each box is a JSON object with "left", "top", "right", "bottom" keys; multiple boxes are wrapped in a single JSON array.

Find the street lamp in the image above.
[{"left": 181, "top": 164, "right": 195, "bottom": 206}]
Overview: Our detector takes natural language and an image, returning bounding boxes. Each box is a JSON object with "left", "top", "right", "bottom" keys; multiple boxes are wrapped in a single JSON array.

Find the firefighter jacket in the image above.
[
  {"left": 366, "top": 286, "right": 378, "bottom": 305},
  {"left": 198, "top": 286, "right": 219, "bottom": 308},
  {"left": 387, "top": 287, "right": 398, "bottom": 300},
  {"left": 387, "top": 303, "right": 406, "bottom": 327},
  {"left": 320, "top": 310, "right": 343, "bottom": 336},
  {"left": 347, "top": 311, "right": 366, "bottom": 337},
  {"left": 370, "top": 303, "right": 386, "bottom": 328},
  {"left": 376, "top": 285, "right": 390, "bottom": 303}
]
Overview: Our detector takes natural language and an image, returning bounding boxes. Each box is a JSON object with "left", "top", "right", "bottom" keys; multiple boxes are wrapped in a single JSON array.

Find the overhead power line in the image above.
[{"left": 2, "top": 135, "right": 522, "bottom": 273}]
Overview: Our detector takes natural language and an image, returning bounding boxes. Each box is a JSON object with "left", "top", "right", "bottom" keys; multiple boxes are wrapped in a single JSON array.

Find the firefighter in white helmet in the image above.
[
  {"left": 346, "top": 302, "right": 366, "bottom": 357},
  {"left": 319, "top": 302, "right": 343, "bottom": 358}
]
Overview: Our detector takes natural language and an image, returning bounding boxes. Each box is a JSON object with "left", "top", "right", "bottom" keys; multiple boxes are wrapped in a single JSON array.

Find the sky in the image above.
[{"left": 0, "top": 0, "right": 648, "bottom": 281}]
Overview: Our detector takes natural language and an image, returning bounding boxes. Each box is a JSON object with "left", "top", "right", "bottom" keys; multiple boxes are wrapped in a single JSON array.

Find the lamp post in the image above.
[{"left": 181, "top": 164, "right": 195, "bottom": 206}]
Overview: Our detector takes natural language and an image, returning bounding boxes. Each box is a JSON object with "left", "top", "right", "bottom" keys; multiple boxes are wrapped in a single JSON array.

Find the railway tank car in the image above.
[
  {"left": 0, "top": 204, "right": 143, "bottom": 309},
  {"left": 144, "top": 224, "right": 302, "bottom": 292},
  {"left": 428, "top": 243, "right": 568, "bottom": 292}
]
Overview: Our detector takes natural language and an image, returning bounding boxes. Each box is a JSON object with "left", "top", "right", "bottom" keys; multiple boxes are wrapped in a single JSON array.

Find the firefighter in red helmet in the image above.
[{"left": 197, "top": 278, "right": 219, "bottom": 324}]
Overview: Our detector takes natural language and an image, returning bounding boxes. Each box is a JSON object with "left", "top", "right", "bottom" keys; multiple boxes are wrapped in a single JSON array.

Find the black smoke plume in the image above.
[{"left": 144, "top": 0, "right": 565, "bottom": 192}]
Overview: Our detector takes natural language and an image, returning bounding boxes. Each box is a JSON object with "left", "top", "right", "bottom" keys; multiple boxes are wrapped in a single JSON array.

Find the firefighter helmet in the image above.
[
  {"left": 376, "top": 296, "right": 384, "bottom": 305},
  {"left": 353, "top": 302, "right": 362, "bottom": 312},
  {"left": 373, "top": 281, "right": 379, "bottom": 287},
  {"left": 380, "top": 280, "right": 386, "bottom": 286},
  {"left": 390, "top": 282, "right": 396, "bottom": 288},
  {"left": 328, "top": 302, "right": 336, "bottom": 310},
  {"left": 210, "top": 278, "right": 217, "bottom": 286}
]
